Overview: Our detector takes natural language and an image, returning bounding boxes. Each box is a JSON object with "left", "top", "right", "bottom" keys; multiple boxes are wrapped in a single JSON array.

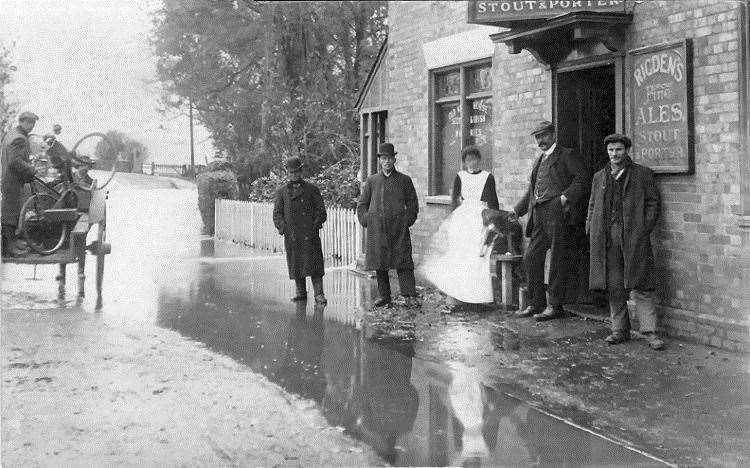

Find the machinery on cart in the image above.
[{"left": 1, "top": 132, "right": 115, "bottom": 309}]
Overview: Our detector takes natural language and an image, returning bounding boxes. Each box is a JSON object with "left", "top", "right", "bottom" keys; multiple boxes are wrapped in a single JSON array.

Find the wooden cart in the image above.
[{"left": 2, "top": 133, "right": 113, "bottom": 308}]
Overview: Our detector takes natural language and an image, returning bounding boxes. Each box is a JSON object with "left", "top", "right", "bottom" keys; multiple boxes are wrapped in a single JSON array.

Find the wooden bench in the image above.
[{"left": 490, "top": 253, "right": 523, "bottom": 306}]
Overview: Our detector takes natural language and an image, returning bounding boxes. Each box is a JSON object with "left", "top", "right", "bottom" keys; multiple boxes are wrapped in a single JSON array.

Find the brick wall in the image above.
[
  {"left": 379, "top": 0, "right": 749, "bottom": 350},
  {"left": 626, "top": 0, "right": 749, "bottom": 351},
  {"left": 386, "top": 1, "right": 492, "bottom": 264}
]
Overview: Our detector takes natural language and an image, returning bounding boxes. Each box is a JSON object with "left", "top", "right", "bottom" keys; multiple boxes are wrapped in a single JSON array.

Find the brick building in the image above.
[{"left": 356, "top": 0, "right": 749, "bottom": 351}]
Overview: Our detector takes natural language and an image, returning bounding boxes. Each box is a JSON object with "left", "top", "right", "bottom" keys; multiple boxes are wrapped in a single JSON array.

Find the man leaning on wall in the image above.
[{"left": 587, "top": 133, "right": 664, "bottom": 350}]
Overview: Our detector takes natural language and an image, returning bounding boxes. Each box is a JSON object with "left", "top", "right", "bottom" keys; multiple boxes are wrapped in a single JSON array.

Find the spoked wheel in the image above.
[
  {"left": 18, "top": 193, "right": 68, "bottom": 255},
  {"left": 71, "top": 132, "right": 117, "bottom": 189}
]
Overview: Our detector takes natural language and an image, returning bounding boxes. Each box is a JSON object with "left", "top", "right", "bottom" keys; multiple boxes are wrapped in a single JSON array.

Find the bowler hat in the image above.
[
  {"left": 19, "top": 111, "right": 39, "bottom": 122},
  {"left": 377, "top": 142, "right": 398, "bottom": 157},
  {"left": 530, "top": 120, "right": 555, "bottom": 136},
  {"left": 284, "top": 156, "right": 304, "bottom": 171}
]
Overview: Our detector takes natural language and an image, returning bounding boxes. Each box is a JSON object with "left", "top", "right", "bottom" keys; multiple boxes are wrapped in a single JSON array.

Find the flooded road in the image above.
[
  {"left": 156, "top": 245, "right": 666, "bottom": 466},
  {"left": 2, "top": 173, "right": 669, "bottom": 466}
]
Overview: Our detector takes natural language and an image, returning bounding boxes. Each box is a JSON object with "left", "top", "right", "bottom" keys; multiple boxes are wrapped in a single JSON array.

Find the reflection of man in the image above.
[
  {"left": 513, "top": 121, "right": 588, "bottom": 321},
  {"left": 355, "top": 341, "right": 419, "bottom": 464},
  {"left": 357, "top": 143, "right": 420, "bottom": 308},
  {"left": 1, "top": 111, "right": 39, "bottom": 255},
  {"left": 587, "top": 134, "right": 663, "bottom": 350}
]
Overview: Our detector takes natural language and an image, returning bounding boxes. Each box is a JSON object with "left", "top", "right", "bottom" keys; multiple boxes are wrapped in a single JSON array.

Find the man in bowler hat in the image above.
[
  {"left": 357, "top": 142, "right": 420, "bottom": 308},
  {"left": 273, "top": 156, "right": 328, "bottom": 304},
  {"left": 513, "top": 120, "right": 588, "bottom": 321},
  {"left": 1, "top": 111, "right": 39, "bottom": 256}
]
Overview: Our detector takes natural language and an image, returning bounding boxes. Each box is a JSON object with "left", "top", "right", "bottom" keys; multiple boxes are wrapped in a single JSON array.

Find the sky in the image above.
[{"left": 0, "top": 0, "right": 215, "bottom": 164}]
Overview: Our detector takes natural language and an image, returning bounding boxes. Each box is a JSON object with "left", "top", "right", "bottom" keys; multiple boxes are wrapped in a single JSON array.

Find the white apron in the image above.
[{"left": 420, "top": 170, "right": 494, "bottom": 303}]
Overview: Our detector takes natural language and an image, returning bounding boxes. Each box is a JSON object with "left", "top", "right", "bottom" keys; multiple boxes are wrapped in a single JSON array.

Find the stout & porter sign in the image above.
[{"left": 469, "top": 0, "right": 626, "bottom": 24}]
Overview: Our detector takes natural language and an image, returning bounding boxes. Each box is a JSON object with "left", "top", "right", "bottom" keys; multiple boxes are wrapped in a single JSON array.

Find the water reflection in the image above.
[{"left": 156, "top": 253, "right": 664, "bottom": 467}]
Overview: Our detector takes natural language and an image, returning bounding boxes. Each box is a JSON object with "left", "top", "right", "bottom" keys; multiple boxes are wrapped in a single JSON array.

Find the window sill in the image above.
[{"left": 425, "top": 195, "right": 452, "bottom": 205}]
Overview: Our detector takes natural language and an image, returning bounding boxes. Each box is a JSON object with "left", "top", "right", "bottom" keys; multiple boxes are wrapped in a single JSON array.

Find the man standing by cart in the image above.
[{"left": 1, "top": 111, "right": 39, "bottom": 256}]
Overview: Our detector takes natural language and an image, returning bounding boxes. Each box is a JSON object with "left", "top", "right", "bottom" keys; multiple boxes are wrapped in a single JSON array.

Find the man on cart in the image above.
[{"left": 1, "top": 111, "right": 39, "bottom": 256}]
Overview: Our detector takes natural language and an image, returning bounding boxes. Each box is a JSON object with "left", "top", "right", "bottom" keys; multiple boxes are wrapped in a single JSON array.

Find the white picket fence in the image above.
[{"left": 214, "top": 199, "right": 360, "bottom": 266}]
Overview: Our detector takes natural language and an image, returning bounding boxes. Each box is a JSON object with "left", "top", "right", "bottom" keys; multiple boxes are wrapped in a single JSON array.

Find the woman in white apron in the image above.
[{"left": 421, "top": 146, "right": 499, "bottom": 304}]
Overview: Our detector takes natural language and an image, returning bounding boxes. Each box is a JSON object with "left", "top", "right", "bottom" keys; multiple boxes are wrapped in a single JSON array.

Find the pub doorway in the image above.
[{"left": 555, "top": 64, "right": 616, "bottom": 306}]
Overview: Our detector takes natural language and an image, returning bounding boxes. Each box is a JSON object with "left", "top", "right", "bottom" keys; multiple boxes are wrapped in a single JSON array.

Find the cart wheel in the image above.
[
  {"left": 19, "top": 193, "right": 68, "bottom": 255},
  {"left": 95, "top": 210, "right": 106, "bottom": 310}
]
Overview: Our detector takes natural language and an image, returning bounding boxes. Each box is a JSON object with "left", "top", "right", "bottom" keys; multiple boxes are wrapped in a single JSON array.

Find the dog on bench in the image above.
[{"left": 479, "top": 208, "right": 523, "bottom": 258}]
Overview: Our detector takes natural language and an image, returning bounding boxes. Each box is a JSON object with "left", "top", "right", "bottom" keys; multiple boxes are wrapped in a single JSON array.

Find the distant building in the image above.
[{"left": 356, "top": 0, "right": 750, "bottom": 351}]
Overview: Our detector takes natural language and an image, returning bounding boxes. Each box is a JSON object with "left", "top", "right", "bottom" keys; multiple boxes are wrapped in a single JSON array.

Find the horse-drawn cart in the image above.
[{"left": 1, "top": 133, "right": 114, "bottom": 309}]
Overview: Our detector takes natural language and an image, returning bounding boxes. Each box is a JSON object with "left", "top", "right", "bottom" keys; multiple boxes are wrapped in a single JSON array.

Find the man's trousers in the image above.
[
  {"left": 524, "top": 198, "right": 569, "bottom": 310},
  {"left": 376, "top": 269, "right": 416, "bottom": 298},
  {"left": 607, "top": 223, "right": 657, "bottom": 333}
]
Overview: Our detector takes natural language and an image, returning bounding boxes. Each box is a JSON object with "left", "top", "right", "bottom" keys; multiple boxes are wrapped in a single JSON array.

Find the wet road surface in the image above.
[{"left": 2, "top": 174, "right": 670, "bottom": 466}]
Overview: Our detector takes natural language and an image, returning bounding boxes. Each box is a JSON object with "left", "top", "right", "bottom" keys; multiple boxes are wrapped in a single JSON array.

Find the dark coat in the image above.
[
  {"left": 357, "top": 169, "right": 418, "bottom": 271},
  {"left": 1, "top": 127, "right": 36, "bottom": 225},
  {"left": 586, "top": 161, "right": 660, "bottom": 291},
  {"left": 514, "top": 145, "right": 589, "bottom": 237},
  {"left": 273, "top": 180, "right": 327, "bottom": 279}
]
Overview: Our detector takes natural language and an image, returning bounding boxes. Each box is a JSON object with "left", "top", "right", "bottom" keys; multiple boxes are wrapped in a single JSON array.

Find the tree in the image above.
[
  {"left": 150, "top": 1, "right": 386, "bottom": 195},
  {"left": 0, "top": 41, "right": 17, "bottom": 139},
  {"left": 93, "top": 130, "right": 149, "bottom": 172}
]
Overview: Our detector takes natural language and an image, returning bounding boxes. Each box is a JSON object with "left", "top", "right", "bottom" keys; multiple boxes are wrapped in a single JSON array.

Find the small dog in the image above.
[{"left": 479, "top": 208, "right": 523, "bottom": 257}]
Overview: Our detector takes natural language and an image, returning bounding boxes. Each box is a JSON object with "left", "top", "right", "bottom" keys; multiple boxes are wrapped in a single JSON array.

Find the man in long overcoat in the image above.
[
  {"left": 357, "top": 142, "right": 419, "bottom": 308},
  {"left": 273, "top": 156, "right": 327, "bottom": 304},
  {"left": 1, "top": 111, "right": 39, "bottom": 256},
  {"left": 513, "top": 120, "right": 589, "bottom": 321},
  {"left": 586, "top": 133, "right": 663, "bottom": 349}
]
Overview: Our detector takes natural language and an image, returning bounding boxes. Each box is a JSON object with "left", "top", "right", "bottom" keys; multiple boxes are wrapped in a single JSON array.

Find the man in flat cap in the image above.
[
  {"left": 1, "top": 111, "right": 39, "bottom": 256},
  {"left": 513, "top": 120, "right": 588, "bottom": 321},
  {"left": 587, "top": 133, "right": 663, "bottom": 349},
  {"left": 273, "top": 156, "right": 328, "bottom": 304},
  {"left": 357, "top": 142, "right": 420, "bottom": 308}
]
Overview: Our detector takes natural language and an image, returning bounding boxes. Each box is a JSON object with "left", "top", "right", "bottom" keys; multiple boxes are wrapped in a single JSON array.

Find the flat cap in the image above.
[
  {"left": 19, "top": 111, "right": 39, "bottom": 122},
  {"left": 530, "top": 120, "right": 554, "bottom": 136},
  {"left": 284, "top": 156, "right": 304, "bottom": 171}
]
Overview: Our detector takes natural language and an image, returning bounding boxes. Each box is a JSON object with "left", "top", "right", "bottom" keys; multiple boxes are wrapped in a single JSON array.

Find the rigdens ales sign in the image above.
[{"left": 630, "top": 40, "right": 694, "bottom": 174}]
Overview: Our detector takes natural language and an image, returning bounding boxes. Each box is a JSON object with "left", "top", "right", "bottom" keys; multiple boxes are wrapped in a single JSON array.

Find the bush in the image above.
[{"left": 247, "top": 158, "right": 360, "bottom": 209}]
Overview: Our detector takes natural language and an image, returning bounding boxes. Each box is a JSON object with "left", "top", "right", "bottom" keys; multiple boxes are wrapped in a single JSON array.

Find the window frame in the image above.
[
  {"left": 360, "top": 110, "right": 388, "bottom": 178},
  {"left": 428, "top": 59, "right": 493, "bottom": 196}
]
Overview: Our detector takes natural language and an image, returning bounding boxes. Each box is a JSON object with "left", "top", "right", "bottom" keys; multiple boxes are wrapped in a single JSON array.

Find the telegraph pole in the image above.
[{"left": 189, "top": 98, "right": 195, "bottom": 178}]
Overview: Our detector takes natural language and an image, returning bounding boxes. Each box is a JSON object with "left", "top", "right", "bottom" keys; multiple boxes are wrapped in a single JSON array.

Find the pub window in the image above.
[{"left": 430, "top": 61, "right": 493, "bottom": 196}]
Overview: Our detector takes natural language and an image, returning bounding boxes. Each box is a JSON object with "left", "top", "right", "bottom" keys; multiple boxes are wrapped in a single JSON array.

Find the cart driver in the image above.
[
  {"left": 1, "top": 111, "right": 40, "bottom": 256},
  {"left": 72, "top": 154, "right": 95, "bottom": 189}
]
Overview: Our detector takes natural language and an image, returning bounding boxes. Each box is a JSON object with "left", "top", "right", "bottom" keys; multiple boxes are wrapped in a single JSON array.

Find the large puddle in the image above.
[
  {"left": 154, "top": 239, "right": 667, "bottom": 467},
  {"left": 1, "top": 181, "right": 669, "bottom": 466}
]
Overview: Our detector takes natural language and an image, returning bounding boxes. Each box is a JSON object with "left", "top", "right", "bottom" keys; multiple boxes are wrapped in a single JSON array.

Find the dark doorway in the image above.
[
  {"left": 557, "top": 65, "right": 616, "bottom": 175},
  {"left": 556, "top": 64, "right": 616, "bottom": 306}
]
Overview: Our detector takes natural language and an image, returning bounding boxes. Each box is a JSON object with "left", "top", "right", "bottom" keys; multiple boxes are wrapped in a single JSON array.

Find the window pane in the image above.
[
  {"left": 437, "top": 71, "right": 460, "bottom": 98},
  {"left": 438, "top": 103, "right": 462, "bottom": 194},
  {"left": 470, "top": 66, "right": 492, "bottom": 93},
  {"left": 469, "top": 98, "right": 492, "bottom": 169}
]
